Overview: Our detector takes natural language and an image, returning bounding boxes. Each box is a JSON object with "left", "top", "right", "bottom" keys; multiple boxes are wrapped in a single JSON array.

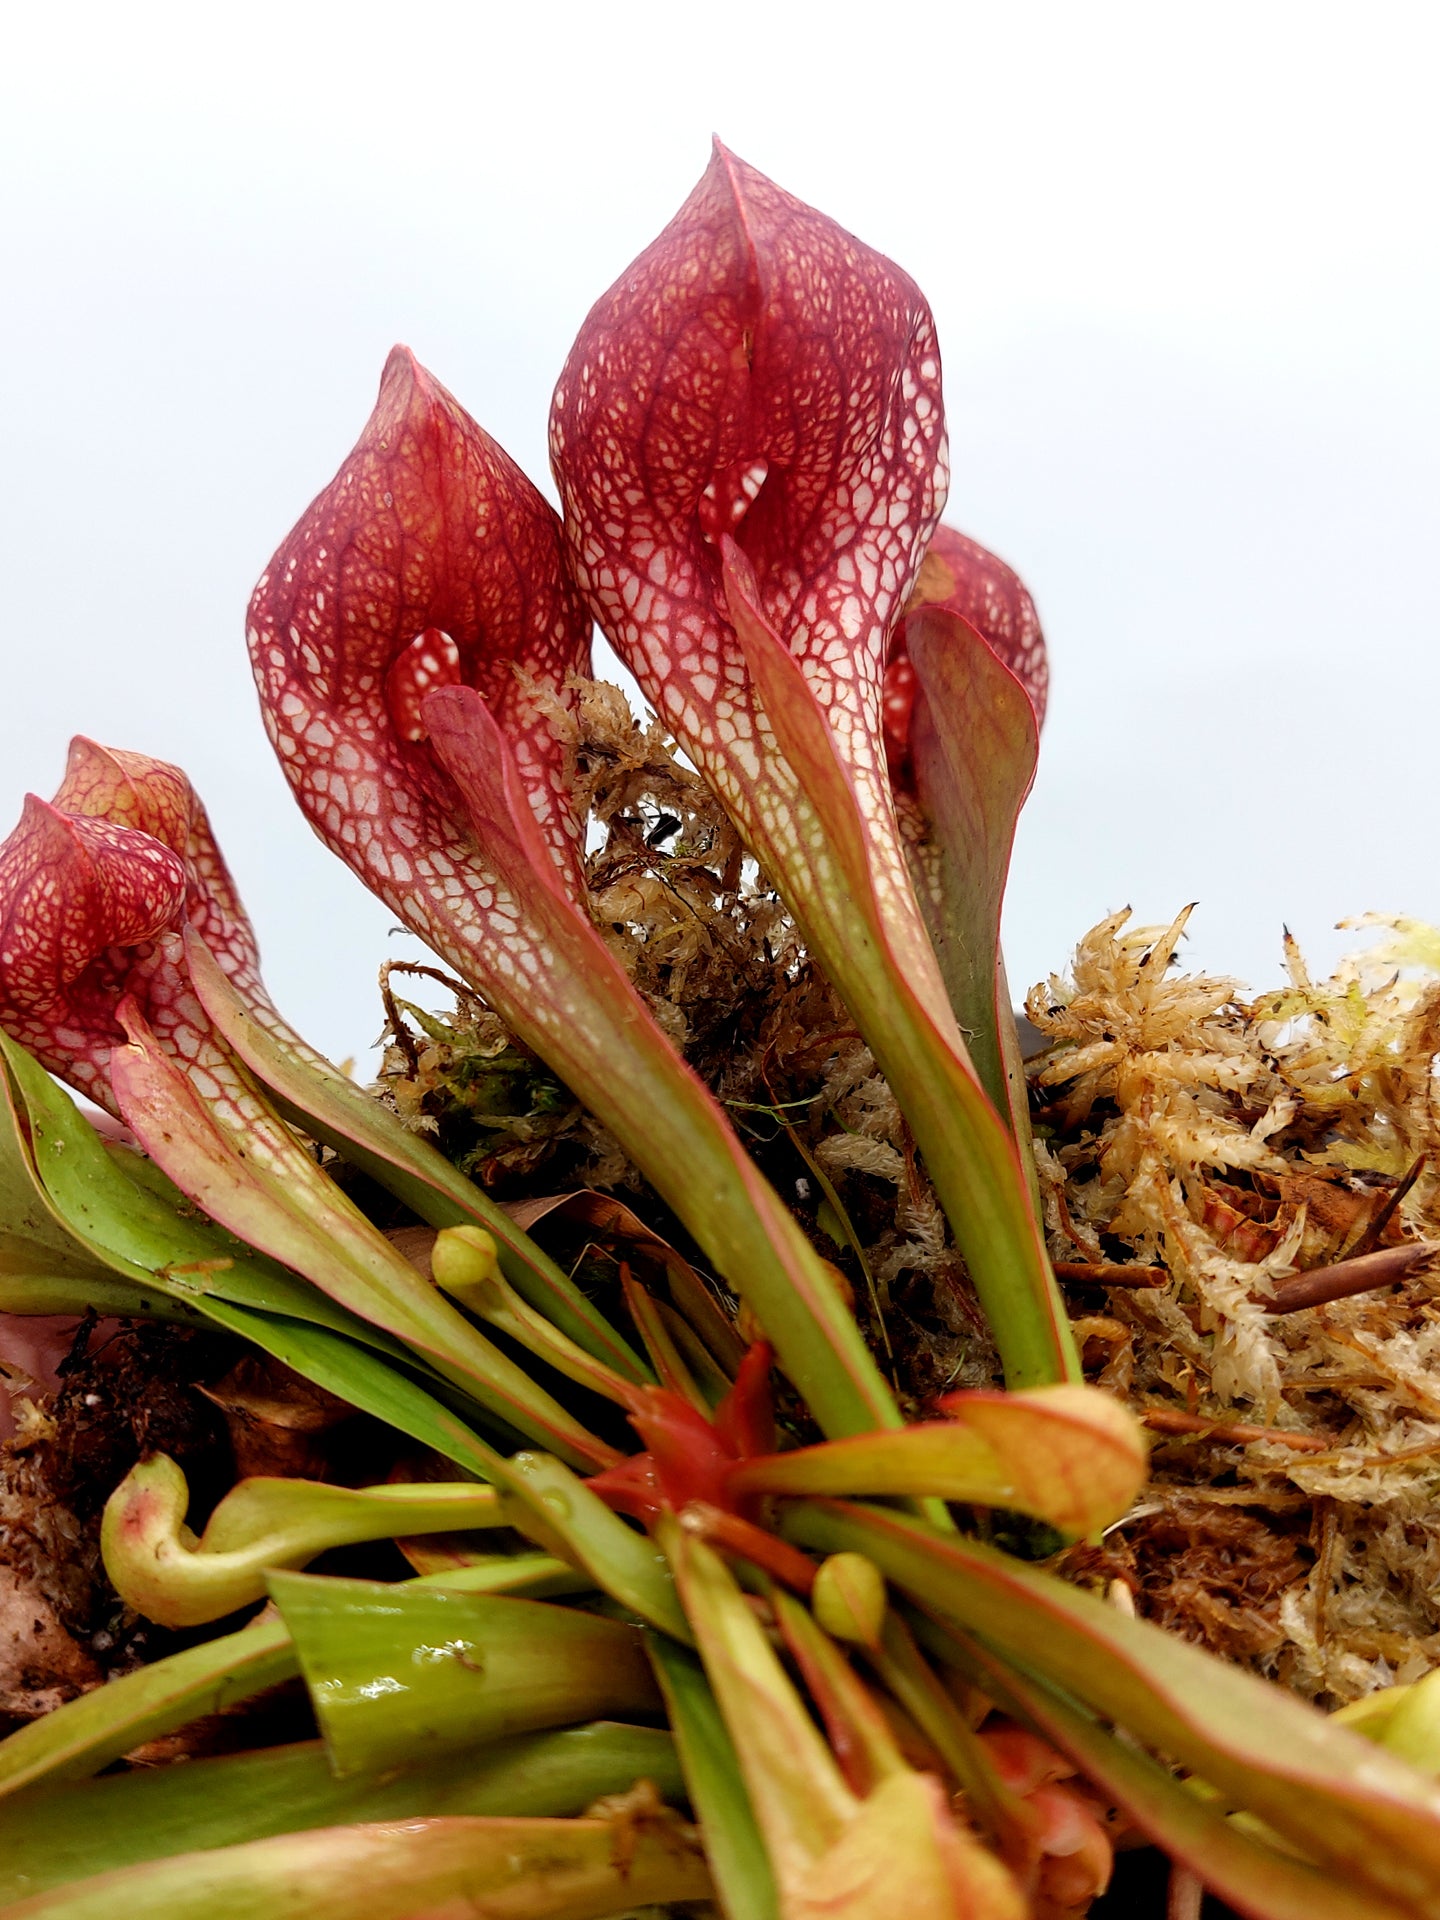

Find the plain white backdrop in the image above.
[{"left": 2, "top": 2, "right": 1436, "bottom": 1065}]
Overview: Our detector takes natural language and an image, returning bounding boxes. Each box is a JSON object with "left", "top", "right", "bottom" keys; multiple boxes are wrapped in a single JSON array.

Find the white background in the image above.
[{"left": 3, "top": 2, "right": 1436, "bottom": 1066}]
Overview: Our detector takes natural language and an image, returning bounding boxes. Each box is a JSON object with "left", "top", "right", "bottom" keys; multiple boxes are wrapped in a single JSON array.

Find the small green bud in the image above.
[
  {"left": 812, "top": 1550, "right": 886, "bottom": 1647},
  {"left": 431, "top": 1224, "right": 502, "bottom": 1308}
]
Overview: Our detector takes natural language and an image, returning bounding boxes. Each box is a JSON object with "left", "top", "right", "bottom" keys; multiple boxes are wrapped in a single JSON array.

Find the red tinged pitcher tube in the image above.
[{"left": 551, "top": 143, "right": 1076, "bottom": 1388}]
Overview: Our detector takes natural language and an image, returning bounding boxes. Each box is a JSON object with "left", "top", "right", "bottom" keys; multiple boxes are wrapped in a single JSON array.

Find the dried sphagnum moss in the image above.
[
  {"left": 377, "top": 680, "right": 985, "bottom": 1402},
  {"left": 1030, "top": 908, "right": 1440, "bottom": 1703},
  {"left": 381, "top": 683, "right": 1440, "bottom": 1704}
]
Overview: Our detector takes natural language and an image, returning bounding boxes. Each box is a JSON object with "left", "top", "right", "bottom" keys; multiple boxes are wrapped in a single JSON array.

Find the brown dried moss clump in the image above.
[
  {"left": 377, "top": 681, "right": 993, "bottom": 1408},
  {"left": 1029, "top": 908, "right": 1440, "bottom": 1702}
]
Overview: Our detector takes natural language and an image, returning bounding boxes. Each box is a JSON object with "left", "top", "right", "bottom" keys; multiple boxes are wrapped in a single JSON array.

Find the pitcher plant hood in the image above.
[
  {"left": 549, "top": 138, "right": 945, "bottom": 919},
  {"left": 248, "top": 345, "right": 593, "bottom": 905},
  {"left": 0, "top": 794, "right": 187, "bottom": 1111},
  {"left": 884, "top": 524, "right": 1049, "bottom": 797},
  {"left": 551, "top": 143, "right": 1075, "bottom": 1388}
]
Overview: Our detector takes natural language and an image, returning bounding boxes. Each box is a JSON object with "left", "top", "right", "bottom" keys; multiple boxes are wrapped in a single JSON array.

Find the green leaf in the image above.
[
  {"left": 1, "top": 1032, "right": 416, "bottom": 1355},
  {"left": 107, "top": 1006, "right": 614, "bottom": 1470},
  {"left": 183, "top": 929, "right": 649, "bottom": 1383},
  {"left": 0, "top": 1271, "right": 205, "bottom": 1325},
  {"left": 905, "top": 607, "right": 1040, "bottom": 1155},
  {"left": 0, "top": 1723, "right": 685, "bottom": 1903},
  {"left": 0, "top": 1808, "right": 712, "bottom": 1920},
  {"left": 269, "top": 1570, "right": 663, "bottom": 1777},
  {"left": 0, "top": 1039, "right": 685, "bottom": 1635},
  {"left": 0, "top": 1558, "right": 587, "bottom": 1804},
  {"left": 0, "top": 1060, "right": 532, "bottom": 1477},
  {"left": 0, "top": 1065, "right": 119, "bottom": 1288},
  {"left": 0, "top": 1615, "right": 295, "bottom": 1802},
  {"left": 730, "top": 1384, "right": 1146, "bottom": 1535},
  {"left": 498, "top": 1451, "right": 692, "bottom": 1642},
  {"left": 783, "top": 1501, "right": 1440, "bottom": 1917},
  {"left": 720, "top": 552, "right": 1076, "bottom": 1391},
  {"left": 648, "top": 1632, "right": 780, "bottom": 1920},
  {"left": 101, "top": 1454, "right": 510, "bottom": 1627},
  {"left": 181, "top": 1299, "right": 526, "bottom": 1478}
]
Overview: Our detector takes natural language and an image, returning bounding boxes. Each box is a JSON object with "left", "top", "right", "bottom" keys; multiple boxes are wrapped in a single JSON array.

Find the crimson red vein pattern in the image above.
[
  {"left": 0, "top": 751, "right": 308, "bottom": 1144},
  {"left": 54, "top": 737, "right": 268, "bottom": 1008},
  {"left": 0, "top": 795, "right": 188, "bottom": 1109},
  {"left": 248, "top": 348, "right": 593, "bottom": 906},
  {"left": 549, "top": 142, "right": 946, "bottom": 867},
  {"left": 246, "top": 362, "right": 648, "bottom": 1171},
  {"left": 884, "top": 525, "right": 1049, "bottom": 796}
]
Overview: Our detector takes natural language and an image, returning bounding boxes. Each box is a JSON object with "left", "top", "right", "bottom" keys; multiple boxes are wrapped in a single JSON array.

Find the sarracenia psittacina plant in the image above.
[
  {"left": 247, "top": 346, "right": 901, "bottom": 1440},
  {"left": 549, "top": 143, "right": 1075, "bottom": 1388},
  {"left": 0, "top": 770, "right": 615, "bottom": 1469},
  {"left": 886, "top": 526, "right": 1050, "bottom": 1149}
]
